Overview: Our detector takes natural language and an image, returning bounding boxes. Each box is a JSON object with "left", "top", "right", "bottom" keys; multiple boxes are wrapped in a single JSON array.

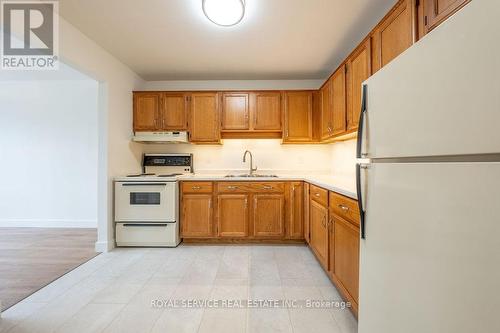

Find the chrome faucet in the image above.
[{"left": 243, "top": 150, "right": 257, "bottom": 175}]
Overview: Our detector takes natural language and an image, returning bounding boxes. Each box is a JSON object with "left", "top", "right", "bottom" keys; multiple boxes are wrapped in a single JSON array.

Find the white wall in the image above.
[
  {"left": 53, "top": 16, "right": 145, "bottom": 251},
  {"left": 141, "top": 80, "right": 323, "bottom": 91},
  {"left": 331, "top": 139, "right": 357, "bottom": 182},
  {"left": 0, "top": 79, "right": 98, "bottom": 227},
  {"left": 140, "top": 139, "right": 333, "bottom": 174}
]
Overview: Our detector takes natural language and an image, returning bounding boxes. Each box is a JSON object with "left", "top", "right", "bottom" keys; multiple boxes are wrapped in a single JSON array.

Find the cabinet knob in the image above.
[
  {"left": 338, "top": 204, "right": 349, "bottom": 211},
  {"left": 314, "top": 193, "right": 320, "bottom": 197}
]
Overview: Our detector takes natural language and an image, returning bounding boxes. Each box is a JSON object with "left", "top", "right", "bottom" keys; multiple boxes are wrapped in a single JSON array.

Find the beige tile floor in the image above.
[{"left": 0, "top": 245, "right": 358, "bottom": 333}]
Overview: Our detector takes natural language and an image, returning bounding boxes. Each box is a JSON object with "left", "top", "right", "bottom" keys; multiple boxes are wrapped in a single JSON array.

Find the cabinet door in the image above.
[
  {"left": 189, "top": 92, "right": 220, "bottom": 143},
  {"left": 287, "top": 182, "right": 304, "bottom": 239},
  {"left": 331, "top": 65, "right": 347, "bottom": 136},
  {"left": 372, "top": 0, "right": 414, "bottom": 73},
  {"left": 251, "top": 92, "right": 282, "bottom": 131},
  {"left": 252, "top": 194, "right": 285, "bottom": 238},
  {"left": 217, "top": 194, "right": 248, "bottom": 237},
  {"left": 334, "top": 215, "right": 360, "bottom": 303},
  {"left": 347, "top": 39, "right": 371, "bottom": 131},
  {"left": 160, "top": 93, "right": 188, "bottom": 130},
  {"left": 181, "top": 194, "right": 213, "bottom": 238},
  {"left": 320, "top": 78, "right": 333, "bottom": 140},
  {"left": 133, "top": 92, "right": 160, "bottom": 131},
  {"left": 221, "top": 93, "right": 249, "bottom": 130},
  {"left": 328, "top": 211, "right": 335, "bottom": 275},
  {"left": 283, "top": 91, "right": 313, "bottom": 142},
  {"left": 304, "top": 183, "right": 310, "bottom": 244},
  {"left": 310, "top": 199, "right": 329, "bottom": 268},
  {"left": 423, "top": 0, "right": 470, "bottom": 34}
]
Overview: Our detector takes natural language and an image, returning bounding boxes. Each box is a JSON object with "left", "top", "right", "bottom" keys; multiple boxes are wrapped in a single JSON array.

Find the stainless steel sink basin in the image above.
[{"left": 224, "top": 174, "right": 278, "bottom": 178}]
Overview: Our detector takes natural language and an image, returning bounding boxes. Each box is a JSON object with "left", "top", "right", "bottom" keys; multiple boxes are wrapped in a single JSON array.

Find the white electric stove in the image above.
[{"left": 114, "top": 153, "right": 193, "bottom": 247}]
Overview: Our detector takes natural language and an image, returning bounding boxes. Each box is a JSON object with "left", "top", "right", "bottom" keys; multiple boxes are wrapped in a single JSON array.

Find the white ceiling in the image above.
[{"left": 59, "top": 0, "right": 396, "bottom": 81}]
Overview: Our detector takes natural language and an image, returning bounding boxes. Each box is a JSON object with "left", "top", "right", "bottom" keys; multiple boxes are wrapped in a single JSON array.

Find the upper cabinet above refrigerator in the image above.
[{"left": 360, "top": 0, "right": 500, "bottom": 159}]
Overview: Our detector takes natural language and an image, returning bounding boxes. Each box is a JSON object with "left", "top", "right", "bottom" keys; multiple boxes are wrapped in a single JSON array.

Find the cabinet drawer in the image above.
[
  {"left": 249, "top": 182, "right": 285, "bottom": 193},
  {"left": 310, "top": 185, "right": 328, "bottom": 206},
  {"left": 217, "top": 182, "right": 285, "bottom": 193},
  {"left": 329, "top": 191, "right": 360, "bottom": 226},
  {"left": 181, "top": 182, "right": 213, "bottom": 193}
]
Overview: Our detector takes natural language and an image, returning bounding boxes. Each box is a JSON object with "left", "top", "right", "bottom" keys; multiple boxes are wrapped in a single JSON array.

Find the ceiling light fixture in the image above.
[{"left": 202, "top": 0, "right": 245, "bottom": 27}]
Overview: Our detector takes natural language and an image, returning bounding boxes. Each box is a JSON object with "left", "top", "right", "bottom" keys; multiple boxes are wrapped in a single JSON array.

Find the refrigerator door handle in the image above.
[
  {"left": 356, "top": 84, "right": 368, "bottom": 159},
  {"left": 356, "top": 163, "right": 366, "bottom": 239}
]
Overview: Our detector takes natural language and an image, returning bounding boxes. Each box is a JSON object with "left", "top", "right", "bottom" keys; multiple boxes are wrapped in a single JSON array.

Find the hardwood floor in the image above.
[{"left": 0, "top": 227, "right": 98, "bottom": 310}]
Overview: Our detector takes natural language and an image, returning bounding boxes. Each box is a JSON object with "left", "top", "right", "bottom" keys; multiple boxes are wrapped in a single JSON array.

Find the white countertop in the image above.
[
  {"left": 177, "top": 173, "right": 357, "bottom": 199},
  {"left": 115, "top": 172, "right": 357, "bottom": 200}
]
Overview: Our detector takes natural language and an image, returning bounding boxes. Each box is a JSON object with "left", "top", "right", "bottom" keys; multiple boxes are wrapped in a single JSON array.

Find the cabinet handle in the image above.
[
  {"left": 322, "top": 216, "right": 327, "bottom": 228},
  {"left": 227, "top": 186, "right": 239, "bottom": 190},
  {"left": 263, "top": 185, "right": 273, "bottom": 190},
  {"left": 338, "top": 204, "right": 349, "bottom": 211},
  {"left": 192, "top": 186, "right": 202, "bottom": 190}
]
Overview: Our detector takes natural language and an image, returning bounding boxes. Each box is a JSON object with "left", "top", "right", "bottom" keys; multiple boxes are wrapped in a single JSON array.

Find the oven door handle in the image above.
[
  {"left": 122, "top": 223, "right": 169, "bottom": 227},
  {"left": 121, "top": 183, "right": 167, "bottom": 186}
]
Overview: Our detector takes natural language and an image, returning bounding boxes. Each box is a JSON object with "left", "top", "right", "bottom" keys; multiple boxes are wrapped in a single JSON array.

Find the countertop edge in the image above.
[{"left": 177, "top": 176, "right": 357, "bottom": 200}]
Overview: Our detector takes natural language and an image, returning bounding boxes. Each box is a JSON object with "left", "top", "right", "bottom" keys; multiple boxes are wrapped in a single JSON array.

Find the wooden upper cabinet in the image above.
[
  {"left": 181, "top": 194, "right": 213, "bottom": 238},
  {"left": 310, "top": 199, "right": 329, "bottom": 269},
  {"left": 217, "top": 194, "right": 249, "bottom": 237},
  {"left": 133, "top": 92, "right": 160, "bottom": 131},
  {"left": 334, "top": 215, "right": 360, "bottom": 305},
  {"left": 189, "top": 92, "right": 220, "bottom": 143},
  {"left": 320, "top": 78, "right": 333, "bottom": 140},
  {"left": 283, "top": 91, "right": 314, "bottom": 142},
  {"left": 252, "top": 194, "right": 285, "bottom": 238},
  {"left": 286, "top": 182, "right": 304, "bottom": 239},
  {"left": 422, "top": 0, "right": 470, "bottom": 34},
  {"left": 347, "top": 39, "right": 371, "bottom": 131},
  {"left": 372, "top": 0, "right": 414, "bottom": 73},
  {"left": 251, "top": 92, "right": 282, "bottom": 131},
  {"left": 160, "top": 93, "right": 188, "bottom": 130},
  {"left": 331, "top": 65, "right": 347, "bottom": 136},
  {"left": 221, "top": 93, "right": 249, "bottom": 130}
]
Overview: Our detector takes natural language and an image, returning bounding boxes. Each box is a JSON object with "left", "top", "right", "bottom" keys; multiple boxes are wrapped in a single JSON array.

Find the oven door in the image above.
[{"left": 114, "top": 181, "right": 177, "bottom": 222}]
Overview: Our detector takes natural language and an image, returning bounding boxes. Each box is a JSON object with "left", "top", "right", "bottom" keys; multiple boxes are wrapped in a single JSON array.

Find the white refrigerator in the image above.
[{"left": 357, "top": 1, "right": 500, "bottom": 332}]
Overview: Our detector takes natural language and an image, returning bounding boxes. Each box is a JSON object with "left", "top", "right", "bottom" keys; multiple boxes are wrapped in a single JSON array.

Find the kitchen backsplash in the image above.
[
  {"left": 137, "top": 139, "right": 333, "bottom": 174},
  {"left": 330, "top": 139, "right": 357, "bottom": 180},
  {"left": 134, "top": 138, "right": 358, "bottom": 181}
]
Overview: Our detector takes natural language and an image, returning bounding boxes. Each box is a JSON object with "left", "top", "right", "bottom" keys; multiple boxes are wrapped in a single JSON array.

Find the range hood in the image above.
[{"left": 132, "top": 131, "right": 189, "bottom": 144}]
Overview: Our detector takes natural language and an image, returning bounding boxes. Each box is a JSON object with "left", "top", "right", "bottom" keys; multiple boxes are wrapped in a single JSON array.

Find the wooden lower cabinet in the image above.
[
  {"left": 333, "top": 215, "right": 360, "bottom": 311},
  {"left": 252, "top": 194, "right": 285, "bottom": 238},
  {"left": 181, "top": 181, "right": 304, "bottom": 241},
  {"left": 303, "top": 182, "right": 311, "bottom": 244},
  {"left": 181, "top": 194, "right": 213, "bottom": 238},
  {"left": 310, "top": 199, "right": 329, "bottom": 269},
  {"left": 286, "top": 182, "right": 304, "bottom": 239},
  {"left": 217, "top": 194, "right": 249, "bottom": 238}
]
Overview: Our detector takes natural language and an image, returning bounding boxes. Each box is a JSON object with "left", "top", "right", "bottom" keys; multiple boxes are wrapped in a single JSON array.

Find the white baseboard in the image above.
[
  {"left": 95, "top": 239, "right": 114, "bottom": 253},
  {"left": 0, "top": 219, "right": 97, "bottom": 228}
]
